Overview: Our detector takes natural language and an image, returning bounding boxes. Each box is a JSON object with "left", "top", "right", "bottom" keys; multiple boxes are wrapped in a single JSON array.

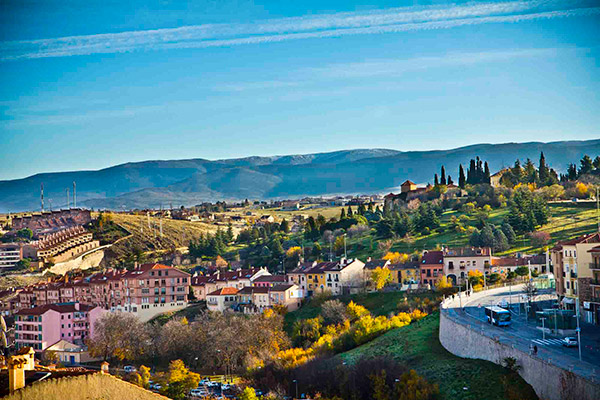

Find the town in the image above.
[{"left": 0, "top": 152, "right": 599, "bottom": 400}]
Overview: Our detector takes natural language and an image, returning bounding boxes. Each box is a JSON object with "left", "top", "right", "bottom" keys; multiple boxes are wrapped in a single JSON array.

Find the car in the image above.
[
  {"left": 221, "top": 383, "right": 231, "bottom": 390},
  {"left": 189, "top": 388, "right": 208, "bottom": 397},
  {"left": 123, "top": 365, "right": 137, "bottom": 373},
  {"left": 198, "top": 379, "right": 211, "bottom": 386},
  {"left": 150, "top": 383, "right": 162, "bottom": 391},
  {"left": 562, "top": 337, "right": 578, "bottom": 347}
]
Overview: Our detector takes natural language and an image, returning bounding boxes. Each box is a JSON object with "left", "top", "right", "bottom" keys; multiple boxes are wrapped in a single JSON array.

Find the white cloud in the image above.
[{"left": 1, "top": 0, "right": 598, "bottom": 61}]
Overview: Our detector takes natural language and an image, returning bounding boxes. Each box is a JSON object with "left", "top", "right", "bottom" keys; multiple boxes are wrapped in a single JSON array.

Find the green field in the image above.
[{"left": 340, "top": 312, "right": 538, "bottom": 400}]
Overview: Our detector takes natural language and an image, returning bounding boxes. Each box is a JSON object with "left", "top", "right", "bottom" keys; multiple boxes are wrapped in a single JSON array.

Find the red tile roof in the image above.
[
  {"left": 16, "top": 303, "right": 98, "bottom": 315},
  {"left": 421, "top": 251, "right": 443, "bottom": 265},
  {"left": 207, "top": 287, "right": 238, "bottom": 296}
]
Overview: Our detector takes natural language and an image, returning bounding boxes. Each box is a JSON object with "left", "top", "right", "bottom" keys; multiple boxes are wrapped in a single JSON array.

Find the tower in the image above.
[
  {"left": 40, "top": 183, "right": 44, "bottom": 212},
  {"left": 73, "top": 181, "right": 77, "bottom": 208}
]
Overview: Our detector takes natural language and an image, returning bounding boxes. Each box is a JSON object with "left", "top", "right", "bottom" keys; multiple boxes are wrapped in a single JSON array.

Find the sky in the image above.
[{"left": 1, "top": 0, "right": 599, "bottom": 181}]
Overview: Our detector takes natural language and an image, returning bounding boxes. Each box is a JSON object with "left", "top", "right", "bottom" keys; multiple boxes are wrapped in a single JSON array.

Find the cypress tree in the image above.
[
  {"left": 539, "top": 152, "right": 549, "bottom": 185},
  {"left": 340, "top": 208, "right": 346, "bottom": 220},
  {"left": 440, "top": 166, "right": 446, "bottom": 185},
  {"left": 484, "top": 161, "right": 491, "bottom": 184},
  {"left": 434, "top": 173, "right": 439, "bottom": 186},
  {"left": 447, "top": 175, "right": 454, "bottom": 185},
  {"left": 347, "top": 205, "right": 353, "bottom": 217},
  {"left": 459, "top": 164, "right": 466, "bottom": 188}
]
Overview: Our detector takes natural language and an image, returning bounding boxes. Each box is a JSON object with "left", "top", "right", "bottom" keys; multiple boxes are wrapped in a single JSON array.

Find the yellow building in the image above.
[{"left": 393, "top": 261, "right": 420, "bottom": 285}]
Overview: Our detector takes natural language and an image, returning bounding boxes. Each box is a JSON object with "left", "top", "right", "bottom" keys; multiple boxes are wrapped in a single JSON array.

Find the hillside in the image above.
[
  {"left": 340, "top": 312, "right": 538, "bottom": 400},
  {"left": 1, "top": 140, "right": 599, "bottom": 212}
]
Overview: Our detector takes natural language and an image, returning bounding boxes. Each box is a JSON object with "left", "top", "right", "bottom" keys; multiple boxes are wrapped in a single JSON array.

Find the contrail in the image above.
[{"left": 1, "top": 0, "right": 599, "bottom": 61}]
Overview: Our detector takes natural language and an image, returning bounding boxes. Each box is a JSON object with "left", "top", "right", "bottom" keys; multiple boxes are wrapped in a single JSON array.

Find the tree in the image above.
[
  {"left": 14, "top": 258, "right": 31, "bottom": 271},
  {"left": 435, "top": 277, "right": 452, "bottom": 291},
  {"left": 340, "top": 208, "right": 346, "bottom": 220},
  {"left": 16, "top": 228, "right": 33, "bottom": 240},
  {"left": 440, "top": 166, "right": 446, "bottom": 185},
  {"left": 321, "top": 300, "right": 349, "bottom": 325},
  {"left": 311, "top": 242, "right": 322, "bottom": 260},
  {"left": 579, "top": 155, "right": 594, "bottom": 176},
  {"left": 529, "top": 231, "right": 551, "bottom": 248},
  {"left": 239, "top": 387, "right": 259, "bottom": 400},
  {"left": 88, "top": 312, "right": 149, "bottom": 361},
  {"left": 567, "top": 163, "right": 578, "bottom": 181},
  {"left": 539, "top": 152, "right": 550, "bottom": 185},
  {"left": 370, "top": 267, "right": 392, "bottom": 290},
  {"left": 347, "top": 206, "right": 353, "bottom": 217},
  {"left": 484, "top": 161, "right": 491, "bottom": 184},
  {"left": 159, "top": 359, "right": 201, "bottom": 400},
  {"left": 383, "top": 251, "right": 409, "bottom": 264},
  {"left": 447, "top": 175, "right": 454, "bottom": 185},
  {"left": 434, "top": 174, "right": 439, "bottom": 186},
  {"left": 515, "top": 266, "right": 529, "bottom": 277},
  {"left": 139, "top": 365, "right": 151, "bottom": 389},
  {"left": 594, "top": 156, "right": 600, "bottom": 170},
  {"left": 393, "top": 369, "right": 439, "bottom": 400},
  {"left": 459, "top": 164, "right": 466, "bottom": 188}
]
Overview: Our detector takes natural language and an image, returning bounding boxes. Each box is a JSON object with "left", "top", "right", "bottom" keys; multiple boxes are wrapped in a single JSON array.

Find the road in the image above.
[{"left": 444, "top": 286, "right": 600, "bottom": 381}]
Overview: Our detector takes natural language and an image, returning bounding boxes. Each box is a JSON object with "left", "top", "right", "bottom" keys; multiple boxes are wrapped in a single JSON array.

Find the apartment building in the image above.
[
  {"left": 420, "top": 250, "right": 444, "bottom": 288},
  {"left": 586, "top": 246, "right": 600, "bottom": 325},
  {"left": 443, "top": 247, "right": 492, "bottom": 285},
  {"left": 287, "top": 261, "right": 317, "bottom": 296},
  {"left": 551, "top": 233, "right": 600, "bottom": 320},
  {"left": 118, "top": 263, "right": 190, "bottom": 322},
  {"left": 14, "top": 302, "right": 104, "bottom": 352},
  {"left": 36, "top": 226, "right": 99, "bottom": 263},
  {"left": 294, "top": 259, "right": 365, "bottom": 296}
]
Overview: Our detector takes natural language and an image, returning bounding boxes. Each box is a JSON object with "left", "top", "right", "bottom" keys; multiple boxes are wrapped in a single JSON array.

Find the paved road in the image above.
[{"left": 443, "top": 286, "right": 600, "bottom": 381}]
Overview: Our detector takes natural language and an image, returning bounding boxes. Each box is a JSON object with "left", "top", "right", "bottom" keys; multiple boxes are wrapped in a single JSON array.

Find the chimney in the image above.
[
  {"left": 101, "top": 361, "right": 110, "bottom": 374},
  {"left": 74, "top": 302, "right": 80, "bottom": 311},
  {"left": 8, "top": 357, "right": 26, "bottom": 393}
]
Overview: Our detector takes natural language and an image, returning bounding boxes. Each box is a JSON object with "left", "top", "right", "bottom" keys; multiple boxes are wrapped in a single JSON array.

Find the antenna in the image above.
[
  {"left": 73, "top": 181, "right": 77, "bottom": 208},
  {"left": 41, "top": 183, "right": 44, "bottom": 212},
  {"left": 66, "top": 188, "right": 70, "bottom": 209}
]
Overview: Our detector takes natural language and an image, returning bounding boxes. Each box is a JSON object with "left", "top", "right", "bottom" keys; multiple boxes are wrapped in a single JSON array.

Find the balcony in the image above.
[
  {"left": 590, "top": 263, "right": 600, "bottom": 271},
  {"left": 590, "top": 297, "right": 600, "bottom": 304},
  {"left": 590, "top": 280, "right": 600, "bottom": 286}
]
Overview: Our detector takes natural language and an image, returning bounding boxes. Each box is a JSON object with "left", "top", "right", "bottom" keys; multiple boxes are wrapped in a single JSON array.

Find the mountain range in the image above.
[{"left": 1, "top": 140, "right": 599, "bottom": 212}]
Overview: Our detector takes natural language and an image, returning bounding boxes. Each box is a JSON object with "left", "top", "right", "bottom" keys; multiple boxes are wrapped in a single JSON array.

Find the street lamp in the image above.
[
  {"left": 576, "top": 298, "right": 582, "bottom": 361},
  {"left": 541, "top": 317, "right": 547, "bottom": 340},
  {"left": 292, "top": 379, "right": 298, "bottom": 399}
]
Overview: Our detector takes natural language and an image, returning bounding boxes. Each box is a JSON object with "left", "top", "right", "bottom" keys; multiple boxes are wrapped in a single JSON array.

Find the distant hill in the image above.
[{"left": 1, "top": 140, "right": 599, "bottom": 212}]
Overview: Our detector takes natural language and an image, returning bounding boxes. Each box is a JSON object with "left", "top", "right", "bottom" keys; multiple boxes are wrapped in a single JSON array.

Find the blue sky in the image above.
[{"left": 1, "top": 0, "right": 599, "bottom": 180}]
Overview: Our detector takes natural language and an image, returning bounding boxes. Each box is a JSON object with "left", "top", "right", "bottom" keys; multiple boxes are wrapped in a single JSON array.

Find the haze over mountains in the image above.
[{"left": 1, "top": 140, "right": 599, "bottom": 213}]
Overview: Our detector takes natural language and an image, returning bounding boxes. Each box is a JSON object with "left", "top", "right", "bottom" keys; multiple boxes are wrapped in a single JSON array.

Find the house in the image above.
[
  {"left": 490, "top": 168, "right": 510, "bottom": 188},
  {"left": 269, "top": 284, "right": 302, "bottom": 311},
  {"left": 391, "top": 261, "right": 420, "bottom": 289},
  {"left": 206, "top": 287, "right": 239, "bottom": 312},
  {"left": 400, "top": 180, "right": 417, "bottom": 193},
  {"left": 287, "top": 261, "right": 317, "bottom": 295},
  {"left": 44, "top": 339, "right": 100, "bottom": 365},
  {"left": 190, "top": 267, "right": 270, "bottom": 300},
  {"left": 420, "top": 250, "right": 444, "bottom": 288},
  {"left": 443, "top": 247, "right": 492, "bottom": 285},
  {"left": 585, "top": 246, "right": 600, "bottom": 325},
  {"left": 14, "top": 302, "right": 104, "bottom": 353},
  {"left": 490, "top": 255, "right": 547, "bottom": 276},
  {"left": 253, "top": 275, "right": 287, "bottom": 288},
  {"left": 319, "top": 259, "right": 365, "bottom": 296}
]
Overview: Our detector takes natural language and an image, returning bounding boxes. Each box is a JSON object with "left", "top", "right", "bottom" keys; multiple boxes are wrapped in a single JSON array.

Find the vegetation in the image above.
[{"left": 340, "top": 313, "right": 537, "bottom": 400}]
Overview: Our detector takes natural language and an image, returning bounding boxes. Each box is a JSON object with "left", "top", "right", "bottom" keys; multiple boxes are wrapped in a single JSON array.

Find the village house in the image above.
[
  {"left": 206, "top": 287, "right": 239, "bottom": 312},
  {"left": 420, "top": 250, "right": 444, "bottom": 288},
  {"left": 443, "top": 247, "right": 492, "bottom": 285}
]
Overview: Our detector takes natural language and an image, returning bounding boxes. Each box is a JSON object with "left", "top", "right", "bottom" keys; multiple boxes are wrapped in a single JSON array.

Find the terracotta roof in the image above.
[
  {"left": 238, "top": 287, "right": 269, "bottom": 295},
  {"left": 207, "top": 287, "right": 238, "bottom": 296},
  {"left": 401, "top": 180, "right": 416, "bottom": 186},
  {"left": 553, "top": 233, "right": 600, "bottom": 250},
  {"left": 492, "top": 255, "right": 546, "bottom": 267},
  {"left": 421, "top": 251, "right": 443, "bottom": 265},
  {"left": 16, "top": 302, "right": 98, "bottom": 315}
]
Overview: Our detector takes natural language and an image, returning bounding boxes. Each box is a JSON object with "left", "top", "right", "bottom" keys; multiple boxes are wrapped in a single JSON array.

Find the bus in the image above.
[{"left": 485, "top": 306, "right": 511, "bottom": 326}]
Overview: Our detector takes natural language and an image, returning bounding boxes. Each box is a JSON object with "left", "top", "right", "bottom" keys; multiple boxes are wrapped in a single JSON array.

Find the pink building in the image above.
[
  {"left": 14, "top": 302, "right": 104, "bottom": 353},
  {"left": 253, "top": 275, "right": 287, "bottom": 288}
]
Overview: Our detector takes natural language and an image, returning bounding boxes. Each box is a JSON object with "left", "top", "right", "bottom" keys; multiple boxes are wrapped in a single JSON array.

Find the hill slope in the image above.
[{"left": 1, "top": 140, "right": 598, "bottom": 212}]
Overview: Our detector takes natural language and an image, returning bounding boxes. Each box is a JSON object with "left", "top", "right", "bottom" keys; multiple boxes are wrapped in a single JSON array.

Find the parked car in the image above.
[
  {"left": 562, "top": 337, "right": 578, "bottom": 347},
  {"left": 123, "top": 365, "right": 137, "bottom": 373},
  {"left": 150, "top": 383, "right": 162, "bottom": 391}
]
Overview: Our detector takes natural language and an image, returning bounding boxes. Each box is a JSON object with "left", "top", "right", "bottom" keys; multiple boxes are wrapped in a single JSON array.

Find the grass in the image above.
[{"left": 340, "top": 312, "right": 538, "bottom": 400}]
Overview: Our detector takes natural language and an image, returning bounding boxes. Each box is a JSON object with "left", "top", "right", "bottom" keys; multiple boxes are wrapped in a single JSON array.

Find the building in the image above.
[
  {"left": 287, "top": 262, "right": 317, "bottom": 296},
  {"left": 392, "top": 261, "right": 420, "bottom": 287},
  {"left": 11, "top": 209, "right": 92, "bottom": 233},
  {"left": 490, "top": 168, "right": 510, "bottom": 187},
  {"left": 206, "top": 287, "right": 239, "bottom": 312},
  {"left": 14, "top": 303, "right": 104, "bottom": 352},
  {"left": 44, "top": 339, "right": 99, "bottom": 365},
  {"left": 190, "top": 267, "right": 270, "bottom": 300},
  {"left": 420, "top": 250, "right": 444, "bottom": 288},
  {"left": 269, "top": 284, "right": 302, "bottom": 311},
  {"left": 118, "top": 263, "right": 190, "bottom": 322},
  {"left": 36, "top": 226, "right": 99, "bottom": 263},
  {"left": 253, "top": 275, "right": 287, "bottom": 288},
  {"left": 400, "top": 180, "right": 417, "bottom": 193},
  {"left": 490, "top": 254, "right": 547, "bottom": 276},
  {"left": 0, "top": 243, "right": 37, "bottom": 269},
  {"left": 585, "top": 246, "right": 600, "bottom": 325},
  {"left": 550, "top": 233, "right": 600, "bottom": 316},
  {"left": 443, "top": 247, "right": 492, "bottom": 285}
]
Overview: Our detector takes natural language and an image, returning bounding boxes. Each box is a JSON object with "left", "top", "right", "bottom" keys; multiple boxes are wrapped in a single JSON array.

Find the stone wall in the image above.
[
  {"left": 440, "top": 308, "right": 600, "bottom": 400},
  {"left": 45, "top": 246, "right": 107, "bottom": 276}
]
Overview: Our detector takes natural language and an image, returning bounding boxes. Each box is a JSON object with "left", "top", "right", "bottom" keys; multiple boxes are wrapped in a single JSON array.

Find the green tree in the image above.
[
  {"left": 594, "top": 156, "right": 600, "bottom": 170},
  {"left": 16, "top": 228, "right": 33, "bottom": 240},
  {"left": 434, "top": 173, "right": 439, "bottom": 186},
  {"left": 440, "top": 166, "right": 446, "bottom": 185},
  {"left": 347, "top": 205, "right": 353, "bottom": 217},
  {"left": 539, "top": 152, "right": 550, "bottom": 185},
  {"left": 280, "top": 219, "right": 290, "bottom": 233},
  {"left": 340, "top": 208, "right": 346, "bottom": 220},
  {"left": 579, "top": 155, "right": 594, "bottom": 176},
  {"left": 311, "top": 242, "right": 322, "bottom": 260},
  {"left": 459, "top": 164, "right": 466, "bottom": 188},
  {"left": 515, "top": 266, "right": 529, "bottom": 277},
  {"left": 370, "top": 370, "right": 390, "bottom": 400},
  {"left": 14, "top": 258, "right": 31, "bottom": 271},
  {"left": 484, "top": 161, "right": 491, "bottom": 184}
]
